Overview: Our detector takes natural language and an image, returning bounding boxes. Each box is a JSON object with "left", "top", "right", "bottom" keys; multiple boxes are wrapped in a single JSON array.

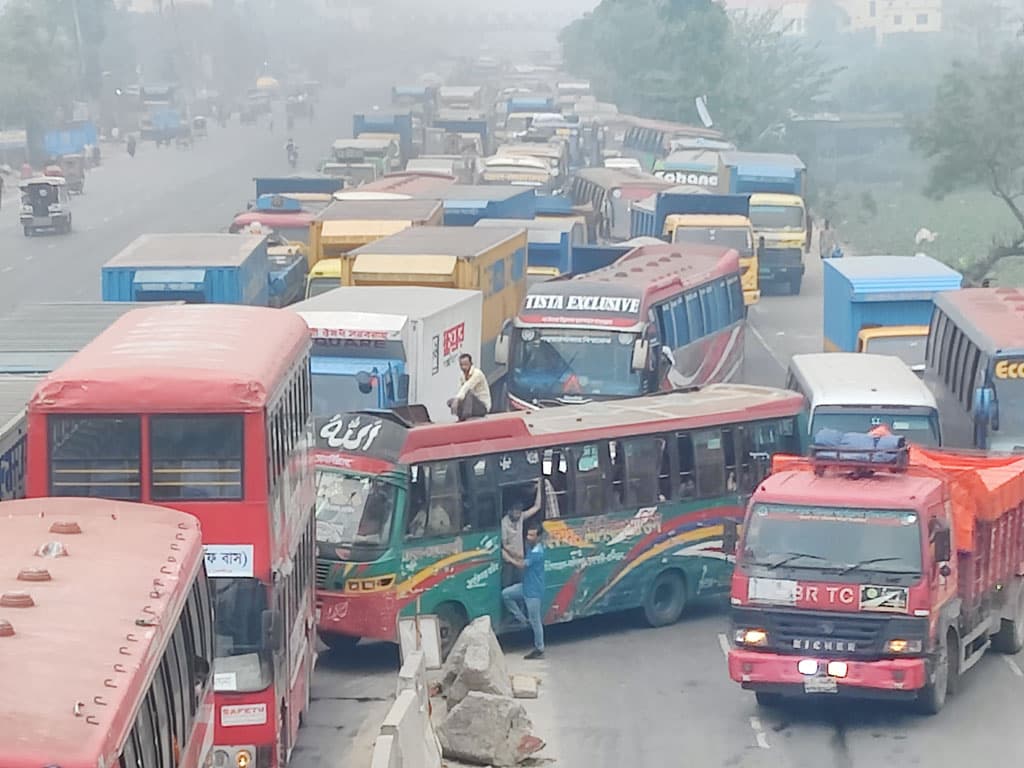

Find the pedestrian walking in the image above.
[
  {"left": 501, "top": 480, "right": 543, "bottom": 588},
  {"left": 447, "top": 353, "right": 491, "bottom": 420},
  {"left": 501, "top": 523, "right": 546, "bottom": 659}
]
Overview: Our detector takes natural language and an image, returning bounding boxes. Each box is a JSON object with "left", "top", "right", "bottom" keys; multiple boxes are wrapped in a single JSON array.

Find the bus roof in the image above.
[
  {"left": 397, "top": 384, "right": 804, "bottom": 464},
  {"left": 106, "top": 234, "right": 266, "bottom": 268},
  {"left": 231, "top": 210, "right": 315, "bottom": 229},
  {"left": 314, "top": 198, "right": 441, "bottom": 222},
  {"left": 30, "top": 305, "right": 310, "bottom": 412},
  {"left": 789, "top": 352, "right": 936, "bottom": 408},
  {"left": 935, "top": 288, "right": 1024, "bottom": 354},
  {"left": 0, "top": 497, "right": 203, "bottom": 768},
  {"left": 350, "top": 225, "right": 526, "bottom": 258},
  {"left": 356, "top": 172, "right": 457, "bottom": 198}
]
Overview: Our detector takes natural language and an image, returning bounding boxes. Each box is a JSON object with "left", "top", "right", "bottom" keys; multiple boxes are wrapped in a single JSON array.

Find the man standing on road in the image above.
[
  {"left": 501, "top": 480, "right": 543, "bottom": 588},
  {"left": 502, "top": 524, "right": 546, "bottom": 659},
  {"left": 448, "top": 353, "right": 491, "bottom": 420}
]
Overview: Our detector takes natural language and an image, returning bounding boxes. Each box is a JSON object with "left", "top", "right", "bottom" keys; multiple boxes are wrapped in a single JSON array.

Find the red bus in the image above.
[
  {"left": 26, "top": 304, "right": 316, "bottom": 768},
  {"left": 497, "top": 243, "right": 746, "bottom": 410},
  {"left": 0, "top": 497, "right": 214, "bottom": 768},
  {"left": 334, "top": 171, "right": 458, "bottom": 201}
]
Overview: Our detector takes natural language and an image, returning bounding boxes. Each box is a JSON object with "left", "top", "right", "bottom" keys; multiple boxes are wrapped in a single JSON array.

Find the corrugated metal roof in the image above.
[
  {"left": 350, "top": 225, "right": 526, "bottom": 258},
  {"left": 105, "top": 234, "right": 265, "bottom": 268},
  {"left": 826, "top": 255, "right": 963, "bottom": 299}
]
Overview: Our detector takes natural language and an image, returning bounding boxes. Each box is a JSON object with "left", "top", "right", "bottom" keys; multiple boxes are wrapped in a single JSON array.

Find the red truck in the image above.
[{"left": 725, "top": 435, "right": 1024, "bottom": 713}]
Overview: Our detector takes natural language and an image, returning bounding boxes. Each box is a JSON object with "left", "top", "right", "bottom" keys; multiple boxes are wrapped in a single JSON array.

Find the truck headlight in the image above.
[
  {"left": 734, "top": 627, "right": 768, "bottom": 646},
  {"left": 886, "top": 639, "right": 923, "bottom": 653}
]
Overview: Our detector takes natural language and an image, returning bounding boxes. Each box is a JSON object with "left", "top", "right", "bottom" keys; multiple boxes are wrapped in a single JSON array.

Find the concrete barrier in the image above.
[{"left": 368, "top": 651, "right": 442, "bottom": 768}]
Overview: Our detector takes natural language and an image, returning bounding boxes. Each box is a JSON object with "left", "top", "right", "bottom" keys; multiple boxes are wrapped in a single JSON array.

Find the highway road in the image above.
[{"left": 3, "top": 78, "right": 1017, "bottom": 768}]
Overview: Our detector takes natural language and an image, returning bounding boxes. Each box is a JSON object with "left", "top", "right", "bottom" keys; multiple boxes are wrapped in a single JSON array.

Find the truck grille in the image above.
[
  {"left": 761, "top": 248, "right": 802, "bottom": 267},
  {"left": 771, "top": 611, "right": 885, "bottom": 656},
  {"left": 316, "top": 560, "right": 334, "bottom": 589}
]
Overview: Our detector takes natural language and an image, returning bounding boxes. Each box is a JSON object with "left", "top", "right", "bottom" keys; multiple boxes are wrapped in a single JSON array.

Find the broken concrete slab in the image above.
[
  {"left": 441, "top": 616, "right": 512, "bottom": 707},
  {"left": 510, "top": 674, "right": 538, "bottom": 699},
  {"left": 437, "top": 691, "right": 545, "bottom": 766}
]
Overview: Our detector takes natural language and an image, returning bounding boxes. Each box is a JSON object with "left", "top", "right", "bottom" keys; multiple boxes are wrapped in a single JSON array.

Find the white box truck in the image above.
[{"left": 290, "top": 286, "right": 483, "bottom": 423}]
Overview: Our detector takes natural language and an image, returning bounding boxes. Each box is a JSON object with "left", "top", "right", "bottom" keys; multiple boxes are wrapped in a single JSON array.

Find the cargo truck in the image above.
[
  {"left": 441, "top": 184, "right": 536, "bottom": 225},
  {"left": 353, "top": 112, "right": 414, "bottom": 165},
  {"left": 290, "top": 286, "right": 482, "bottom": 422},
  {"left": 823, "top": 255, "right": 963, "bottom": 375},
  {"left": 346, "top": 226, "right": 528, "bottom": 400},
  {"left": 474, "top": 217, "right": 585, "bottom": 280},
  {"left": 719, "top": 151, "right": 809, "bottom": 294},
  {"left": 102, "top": 234, "right": 270, "bottom": 305},
  {"left": 727, "top": 434, "right": 1024, "bottom": 714},
  {"left": 631, "top": 190, "right": 760, "bottom": 305},
  {"left": 432, "top": 110, "right": 491, "bottom": 156}
]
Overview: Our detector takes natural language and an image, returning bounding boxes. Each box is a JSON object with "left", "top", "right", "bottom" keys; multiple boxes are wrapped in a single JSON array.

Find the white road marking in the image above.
[
  {"left": 1003, "top": 656, "right": 1024, "bottom": 677},
  {"left": 749, "top": 715, "right": 770, "bottom": 749},
  {"left": 718, "top": 632, "right": 731, "bottom": 658},
  {"left": 749, "top": 323, "right": 787, "bottom": 374}
]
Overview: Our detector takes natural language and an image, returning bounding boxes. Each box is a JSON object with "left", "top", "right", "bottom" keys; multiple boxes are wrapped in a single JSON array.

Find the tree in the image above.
[
  {"left": 560, "top": 0, "right": 839, "bottom": 146},
  {"left": 911, "top": 49, "right": 1024, "bottom": 281}
]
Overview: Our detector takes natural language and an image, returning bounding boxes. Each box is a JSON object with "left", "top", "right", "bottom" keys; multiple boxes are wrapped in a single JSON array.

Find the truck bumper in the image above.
[
  {"left": 727, "top": 648, "right": 927, "bottom": 700},
  {"left": 315, "top": 589, "right": 398, "bottom": 643}
]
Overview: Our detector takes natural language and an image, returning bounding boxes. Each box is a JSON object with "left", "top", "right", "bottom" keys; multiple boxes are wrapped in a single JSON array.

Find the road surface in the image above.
[{"left": 3, "top": 87, "right": 1015, "bottom": 767}]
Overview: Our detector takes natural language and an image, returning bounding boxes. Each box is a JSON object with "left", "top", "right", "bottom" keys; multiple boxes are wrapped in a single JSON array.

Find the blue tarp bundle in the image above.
[{"left": 812, "top": 429, "right": 906, "bottom": 465}]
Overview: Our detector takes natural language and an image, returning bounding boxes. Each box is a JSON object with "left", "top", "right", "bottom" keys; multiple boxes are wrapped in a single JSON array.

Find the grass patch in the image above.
[{"left": 822, "top": 181, "right": 1024, "bottom": 284}]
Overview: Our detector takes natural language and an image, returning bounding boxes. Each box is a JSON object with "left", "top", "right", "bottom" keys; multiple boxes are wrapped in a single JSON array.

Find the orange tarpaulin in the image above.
[{"left": 769, "top": 448, "right": 1024, "bottom": 553}]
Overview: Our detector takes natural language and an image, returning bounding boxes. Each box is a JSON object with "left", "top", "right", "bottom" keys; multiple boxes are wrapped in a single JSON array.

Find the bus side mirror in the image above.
[
  {"left": 631, "top": 338, "right": 650, "bottom": 371},
  {"left": 933, "top": 528, "right": 951, "bottom": 566},
  {"left": 397, "top": 373, "right": 410, "bottom": 401},
  {"left": 261, "top": 609, "right": 283, "bottom": 651},
  {"left": 722, "top": 519, "right": 739, "bottom": 555},
  {"left": 973, "top": 386, "right": 996, "bottom": 429},
  {"left": 495, "top": 320, "right": 512, "bottom": 366}
]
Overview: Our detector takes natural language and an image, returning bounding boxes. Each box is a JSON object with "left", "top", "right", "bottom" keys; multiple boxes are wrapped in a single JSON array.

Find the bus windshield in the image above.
[
  {"left": 312, "top": 371, "right": 381, "bottom": 415},
  {"left": 673, "top": 226, "right": 752, "bottom": 257},
  {"left": 316, "top": 468, "right": 395, "bottom": 551},
  {"left": 743, "top": 503, "right": 923, "bottom": 576},
  {"left": 810, "top": 407, "right": 940, "bottom": 447},
  {"left": 862, "top": 334, "right": 927, "bottom": 371},
  {"left": 749, "top": 205, "right": 804, "bottom": 230},
  {"left": 510, "top": 327, "right": 643, "bottom": 399},
  {"left": 212, "top": 578, "right": 273, "bottom": 693},
  {"left": 993, "top": 377, "right": 1024, "bottom": 451}
]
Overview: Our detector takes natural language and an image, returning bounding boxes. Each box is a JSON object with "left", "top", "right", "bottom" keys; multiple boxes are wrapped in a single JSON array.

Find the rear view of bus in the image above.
[
  {"left": 25, "top": 305, "right": 317, "bottom": 768},
  {"left": 0, "top": 498, "right": 214, "bottom": 768}
]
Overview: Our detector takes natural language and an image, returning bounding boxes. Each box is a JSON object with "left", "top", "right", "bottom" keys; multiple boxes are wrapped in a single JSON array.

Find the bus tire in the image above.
[
  {"left": 993, "top": 582, "right": 1024, "bottom": 654},
  {"left": 917, "top": 628, "right": 957, "bottom": 715},
  {"left": 436, "top": 602, "right": 469, "bottom": 659},
  {"left": 319, "top": 632, "right": 360, "bottom": 654},
  {"left": 642, "top": 570, "right": 687, "bottom": 627}
]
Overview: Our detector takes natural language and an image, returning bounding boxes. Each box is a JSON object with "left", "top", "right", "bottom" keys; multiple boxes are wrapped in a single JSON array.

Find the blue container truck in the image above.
[
  {"left": 823, "top": 254, "right": 963, "bottom": 374},
  {"left": 432, "top": 112, "right": 490, "bottom": 155},
  {"left": 102, "top": 234, "right": 270, "bottom": 305},
  {"left": 352, "top": 112, "right": 414, "bottom": 162},
  {"left": 441, "top": 185, "right": 536, "bottom": 225},
  {"left": 0, "top": 376, "right": 39, "bottom": 501},
  {"left": 475, "top": 217, "right": 585, "bottom": 278}
]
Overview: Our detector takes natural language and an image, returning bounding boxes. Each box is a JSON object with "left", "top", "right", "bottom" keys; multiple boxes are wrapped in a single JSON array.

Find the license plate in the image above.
[{"left": 803, "top": 675, "right": 838, "bottom": 694}]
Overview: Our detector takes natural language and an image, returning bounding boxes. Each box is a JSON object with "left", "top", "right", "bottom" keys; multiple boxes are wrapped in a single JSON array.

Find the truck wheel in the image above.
[
  {"left": 788, "top": 274, "right": 803, "bottom": 295},
  {"left": 642, "top": 570, "right": 687, "bottom": 627},
  {"left": 993, "top": 583, "right": 1024, "bottom": 654},
  {"left": 917, "top": 629, "right": 956, "bottom": 715}
]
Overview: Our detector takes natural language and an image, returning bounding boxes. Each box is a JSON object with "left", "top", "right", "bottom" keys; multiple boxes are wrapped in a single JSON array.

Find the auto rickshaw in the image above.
[
  {"left": 59, "top": 154, "right": 85, "bottom": 194},
  {"left": 19, "top": 176, "right": 72, "bottom": 236},
  {"left": 192, "top": 116, "right": 208, "bottom": 139}
]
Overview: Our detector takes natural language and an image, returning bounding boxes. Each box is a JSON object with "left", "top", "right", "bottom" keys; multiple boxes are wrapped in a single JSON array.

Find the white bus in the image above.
[{"left": 785, "top": 352, "right": 941, "bottom": 446}]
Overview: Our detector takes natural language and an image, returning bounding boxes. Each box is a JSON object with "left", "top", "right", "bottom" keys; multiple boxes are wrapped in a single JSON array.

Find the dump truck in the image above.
[
  {"left": 727, "top": 433, "right": 1024, "bottom": 714},
  {"left": 719, "top": 151, "right": 809, "bottom": 294},
  {"left": 823, "top": 255, "right": 963, "bottom": 375},
  {"left": 290, "top": 286, "right": 482, "bottom": 422}
]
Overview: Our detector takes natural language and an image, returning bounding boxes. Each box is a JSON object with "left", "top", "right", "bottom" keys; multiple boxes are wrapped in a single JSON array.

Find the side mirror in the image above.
[
  {"left": 494, "top": 320, "right": 512, "bottom": 366},
  {"left": 722, "top": 519, "right": 739, "bottom": 555},
  {"left": 973, "top": 386, "right": 994, "bottom": 426},
  {"left": 397, "top": 373, "right": 410, "bottom": 401},
  {"left": 631, "top": 338, "right": 650, "bottom": 372},
  {"left": 261, "top": 609, "right": 283, "bottom": 651},
  {"left": 934, "top": 528, "right": 951, "bottom": 565}
]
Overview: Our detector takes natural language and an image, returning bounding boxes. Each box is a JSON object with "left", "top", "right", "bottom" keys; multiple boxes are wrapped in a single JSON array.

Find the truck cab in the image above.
[
  {"left": 749, "top": 192, "right": 808, "bottom": 295},
  {"left": 855, "top": 325, "right": 930, "bottom": 376}
]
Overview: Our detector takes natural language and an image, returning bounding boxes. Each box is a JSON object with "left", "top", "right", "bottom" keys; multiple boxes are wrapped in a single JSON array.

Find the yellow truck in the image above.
[
  {"left": 345, "top": 226, "right": 528, "bottom": 394},
  {"left": 304, "top": 198, "right": 443, "bottom": 297}
]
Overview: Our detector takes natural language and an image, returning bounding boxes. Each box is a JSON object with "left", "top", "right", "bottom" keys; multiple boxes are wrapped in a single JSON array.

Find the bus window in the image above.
[
  {"left": 671, "top": 297, "right": 689, "bottom": 345},
  {"left": 407, "top": 461, "right": 461, "bottom": 538},
  {"left": 623, "top": 437, "right": 661, "bottom": 507},
  {"left": 686, "top": 293, "right": 704, "bottom": 338},
  {"left": 694, "top": 429, "right": 726, "bottom": 497},
  {"left": 541, "top": 448, "right": 568, "bottom": 518},
  {"left": 462, "top": 455, "right": 500, "bottom": 532},
  {"left": 569, "top": 442, "right": 607, "bottom": 516},
  {"left": 677, "top": 433, "right": 696, "bottom": 499},
  {"left": 48, "top": 415, "right": 141, "bottom": 500},
  {"left": 608, "top": 440, "right": 625, "bottom": 507},
  {"left": 150, "top": 415, "right": 243, "bottom": 501}
]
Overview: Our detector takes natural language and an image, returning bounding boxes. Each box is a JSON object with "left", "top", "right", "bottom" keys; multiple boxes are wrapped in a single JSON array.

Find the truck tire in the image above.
[
  {"left": 642, "top": 570, "right": 687, "bottom": 627},
  {"left": 993, "top": 583, "right": 1024, "bottom": 654},
  {"left": 917, "top": 629, "right": 956, "bottom": 715}
]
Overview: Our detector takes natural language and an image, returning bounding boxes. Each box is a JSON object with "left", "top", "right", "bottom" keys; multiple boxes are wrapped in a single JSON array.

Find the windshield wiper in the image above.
[
  {"left": 763, "top": 551, "right": 832, "bottom": 570},
  {"left": 840, "top": 557, "right": 913, "bottom": 575}
]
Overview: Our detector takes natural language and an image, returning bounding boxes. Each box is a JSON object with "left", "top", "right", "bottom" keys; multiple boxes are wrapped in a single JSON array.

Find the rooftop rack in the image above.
[{"left": 809, "top": 429, "right": 909, "bottom": 477}]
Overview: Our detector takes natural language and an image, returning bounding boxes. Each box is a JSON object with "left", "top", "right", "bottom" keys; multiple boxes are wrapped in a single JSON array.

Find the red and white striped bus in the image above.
[
  {"left": 0, "top": 497, "right": 214, "bottom": 768},
  {"left": 26, "top": 304, "right": 316, "bottom": 768},
  {"left": 498, "top": 243, "right": 746, "bottom": 410}
]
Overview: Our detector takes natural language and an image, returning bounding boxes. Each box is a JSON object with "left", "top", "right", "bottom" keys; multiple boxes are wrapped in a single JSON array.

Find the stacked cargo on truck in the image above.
[{"left": 823, "top": 254, "right": 963, "bottom": 375}]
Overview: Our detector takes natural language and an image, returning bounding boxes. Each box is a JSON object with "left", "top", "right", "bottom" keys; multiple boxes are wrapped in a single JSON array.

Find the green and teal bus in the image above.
[{"left": 313, "top": 384, "right": 806, "bottom": 652}]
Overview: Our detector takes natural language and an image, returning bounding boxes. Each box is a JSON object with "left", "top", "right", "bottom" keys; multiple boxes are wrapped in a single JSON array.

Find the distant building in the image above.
[{"left": 721, "top": 0, "right": 941, "bottom": 40}]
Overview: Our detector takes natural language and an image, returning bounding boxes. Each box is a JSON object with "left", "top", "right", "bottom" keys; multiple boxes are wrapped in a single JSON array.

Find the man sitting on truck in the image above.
[{"left": 449, "top": 353, "right": 491, "bottom": 420}]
